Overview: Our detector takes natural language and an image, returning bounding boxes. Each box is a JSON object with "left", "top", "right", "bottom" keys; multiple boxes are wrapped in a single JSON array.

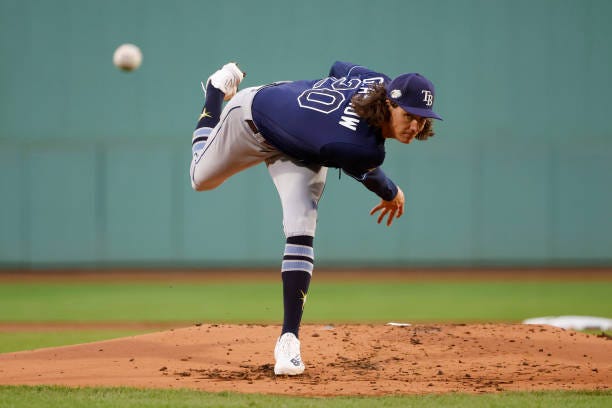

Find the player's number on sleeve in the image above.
[{"left": 297, "top": 77, "right": 361, "bottom": 114}]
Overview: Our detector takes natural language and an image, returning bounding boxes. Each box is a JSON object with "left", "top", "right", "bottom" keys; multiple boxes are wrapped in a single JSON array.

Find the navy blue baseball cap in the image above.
[{"left": 386, "top": 73, "right": 443, "bottom": 120}]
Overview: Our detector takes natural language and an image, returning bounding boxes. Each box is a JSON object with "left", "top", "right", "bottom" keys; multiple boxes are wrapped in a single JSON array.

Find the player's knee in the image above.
[
  {"left": 191, "top": 175, "right": 221, "bottom": 191},
  {"left": 191, "top": 180, "right": 206, "bottom": 191},
  {"left": 191, "top": 163, "right": 220, "bottom": 190},
  {"left": 283, "top": 210, "right": 318, "bottom": 237},
  {"left": 191, "top": 179, "right": 216, "bottom": 191}
]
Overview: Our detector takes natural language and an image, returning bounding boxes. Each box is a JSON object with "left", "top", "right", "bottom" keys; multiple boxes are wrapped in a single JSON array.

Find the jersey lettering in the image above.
[
  {"left": 297, "top": 75, "right": 385, "bottom": 131},
  {"left": 331, "top": 77, "right": 361, "bottom": 91},
  {"left": 297, "top": 76, "right": 360, "bottom": 114},
  {"left": 338, "top": 105, "right": 360, "bottom": 131},
  {"left": 339, "top": 115, "right": 360, "bottom": 131}
]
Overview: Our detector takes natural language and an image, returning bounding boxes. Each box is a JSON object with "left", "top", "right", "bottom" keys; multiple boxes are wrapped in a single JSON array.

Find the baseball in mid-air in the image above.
[{"left": 113, "top": 43, "right": 142, "bottom": 72}]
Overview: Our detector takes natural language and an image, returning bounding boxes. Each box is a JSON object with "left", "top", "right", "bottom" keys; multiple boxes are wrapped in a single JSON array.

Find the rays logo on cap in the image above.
[
  {"left": 386, "top": 73, "right": 443, "bottom": 120},
  {"left": 421, "top": 90, "right": 433, "bottom": 106}
]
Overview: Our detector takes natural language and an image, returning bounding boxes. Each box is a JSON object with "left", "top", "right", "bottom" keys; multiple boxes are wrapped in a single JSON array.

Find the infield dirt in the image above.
[{"left": 0, "top": 323, "right": 610, "bottom": 396}]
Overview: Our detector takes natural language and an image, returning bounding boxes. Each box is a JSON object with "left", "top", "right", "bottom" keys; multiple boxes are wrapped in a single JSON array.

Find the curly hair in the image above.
[{"left": 351, "top": 84, "right": 435, "bottom": 141}]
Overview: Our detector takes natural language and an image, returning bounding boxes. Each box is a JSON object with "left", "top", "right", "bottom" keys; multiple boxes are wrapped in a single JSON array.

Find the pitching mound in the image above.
[{"left": 0, "top": 323, "right": 609, "bottom": 396}]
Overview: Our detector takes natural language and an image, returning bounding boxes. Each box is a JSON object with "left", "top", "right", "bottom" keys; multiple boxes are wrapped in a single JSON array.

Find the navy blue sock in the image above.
[
  {"left": 192, "top": 83, "right": 225, "bottom": 154},
  {"left": 195, "top": 83, "right": 224, "bottom": 130},
  {"left": 281, "top": 235, "right": 314, "bottom": 338}
]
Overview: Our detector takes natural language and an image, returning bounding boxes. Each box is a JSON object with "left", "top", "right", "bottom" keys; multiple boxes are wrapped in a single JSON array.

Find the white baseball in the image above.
[{"left": 113, "top": 43, "right": 143, "bottom": 72}]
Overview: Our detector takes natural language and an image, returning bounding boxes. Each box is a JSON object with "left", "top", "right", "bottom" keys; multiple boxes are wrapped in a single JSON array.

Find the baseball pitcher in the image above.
[{"left": 190, "top": 61, "right": 442, "bottom": 375}]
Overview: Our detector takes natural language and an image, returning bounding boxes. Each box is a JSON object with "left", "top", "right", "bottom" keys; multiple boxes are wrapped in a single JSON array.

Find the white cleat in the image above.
[
  {"left": 205, "top": 62, "right": 245, "bottom": 101},
  {"left": 274, "top": 332, "right": 305, "bottom": 375}
]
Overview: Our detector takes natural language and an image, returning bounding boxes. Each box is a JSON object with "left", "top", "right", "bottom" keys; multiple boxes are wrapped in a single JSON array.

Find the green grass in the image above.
[
  {"left": 1, "top": 279, "right": 610, "bottom": 353},
  {"left": 1, "top": 280, "right": 610, "bottom": 323},
  {"left": 0, "top": 330, "right": 148, "bottom": 353},
  {"left": 0, "top": 386, "right": 610, "bottom": 408},
  {"left": 1, "top": 279, "right": 611, "bottom": 406}
]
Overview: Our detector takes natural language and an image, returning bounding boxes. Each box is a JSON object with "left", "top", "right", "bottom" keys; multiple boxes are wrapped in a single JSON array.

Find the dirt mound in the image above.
[{"left": 0, "top": 323, "right": 609, "bottom": 396}]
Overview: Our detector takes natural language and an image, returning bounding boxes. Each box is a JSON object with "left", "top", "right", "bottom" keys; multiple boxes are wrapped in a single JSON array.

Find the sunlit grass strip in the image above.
[
  {"left": 0, "top": 281, "right": 610, "bottom": 323},
  {"left": 0, "top": 386, "right": 610, "bottom": 408}
]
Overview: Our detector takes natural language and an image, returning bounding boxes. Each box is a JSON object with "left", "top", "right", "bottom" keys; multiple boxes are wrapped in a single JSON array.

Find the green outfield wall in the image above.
[{"left": 1, "top": 0, "right": 611, "bottom": 267}]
